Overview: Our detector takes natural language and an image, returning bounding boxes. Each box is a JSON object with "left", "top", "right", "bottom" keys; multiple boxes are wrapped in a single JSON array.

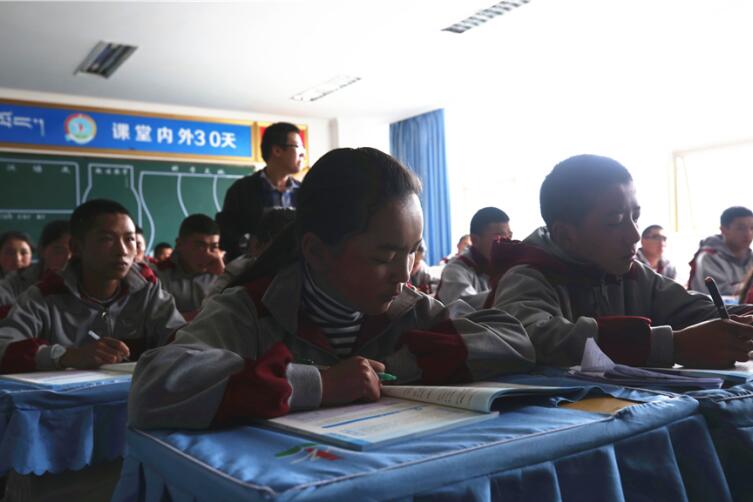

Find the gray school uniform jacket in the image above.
[
  {"left": 154, "top": 253, "right": 216, "bottom": 314},
  {"left": 0, "top": 263, "right": 44, "bottom": 305},
  {"left": 688, "top": 234, "right": 753, "bottom": 295},
  {"left": 0, "top": 262, "right": 185, "bottom": 373},
  {"left": 128, "top": 262, "right": 535, "bottom": 429},
  {"left": 490, "top": 227, "right": 750, "bottom": 368},
  {"left": 204, "top": 254, "right": 255, "bottom": 303},
  {"left": 635, "top": 249, "right": 677, "bottom": 281},
  {"left": 436, "top": 247, "right": 490, "bottom": 308}
]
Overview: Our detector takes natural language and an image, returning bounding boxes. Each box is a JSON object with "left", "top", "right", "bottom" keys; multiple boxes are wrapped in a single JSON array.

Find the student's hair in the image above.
[
  {"left": 0, "top": 231, "right": 34, "bottom": 252},
  {"left": 540, "top": 154, "right": 633, "bottom": 227},
  {"left": 470, "top": 207, "right": 509, "bottom": 235},
  {"left": 135, "top": 225, "right": 144, "bottom": 236},
  {"left": 154, "top": 242, "right": 172, "bottom": 253},
  {"left": 720, "top": 206, "right": 753, "bottom": 227},
  {"left": 70, "top": 199, "right": 131, "bottom": 241},
  {"left": 255, "top": 208, "right": 296, "bottom": 245},
  {"left": 39, "top": 220, "right": 70, "bottom": 249},
  {"left": 230, "top": 147, "right": 422, "bottom": 286},
  {"left": 457, "top": 234, "right": 470, "bottom": 246},
  {"left": 641, "top": 224, "right": 663, "bottom": 239},
  {"left": 261, "top": 122, "right": 301, "bottom": 162},
  {"left": 178, "top": 214, "right": 220, "bottom": 238}
]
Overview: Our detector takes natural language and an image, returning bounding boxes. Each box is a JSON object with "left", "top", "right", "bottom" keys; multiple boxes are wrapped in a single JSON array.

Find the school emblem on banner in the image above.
[{"left": 64, "top": 113, "right": 97, "bottom": 144}]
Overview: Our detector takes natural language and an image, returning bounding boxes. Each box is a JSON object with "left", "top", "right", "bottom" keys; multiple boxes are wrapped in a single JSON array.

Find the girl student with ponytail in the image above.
[{"left": 129, "top": 148, "right": 534, "bottom": 429}]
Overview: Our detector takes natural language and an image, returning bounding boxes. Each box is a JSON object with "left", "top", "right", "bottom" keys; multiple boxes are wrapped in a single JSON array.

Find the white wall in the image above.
[{"left": 330, "top": 117, "right": 390, "bottom": 152}]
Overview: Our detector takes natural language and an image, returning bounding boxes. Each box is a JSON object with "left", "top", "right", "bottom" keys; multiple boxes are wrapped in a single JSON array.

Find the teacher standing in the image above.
[{"left": 217, "top": 122, "right": 305, "bottom": 259}]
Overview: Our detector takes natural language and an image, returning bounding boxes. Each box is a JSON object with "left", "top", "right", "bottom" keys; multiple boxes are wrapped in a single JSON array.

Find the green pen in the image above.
[{"left": 377, "top": 372, "right": 397, "bottom": 382}]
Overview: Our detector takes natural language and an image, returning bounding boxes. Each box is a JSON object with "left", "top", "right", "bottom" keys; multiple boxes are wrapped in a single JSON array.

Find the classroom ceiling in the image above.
[{"left": 1, "top": 0, "right": 752, "bottom": 125}]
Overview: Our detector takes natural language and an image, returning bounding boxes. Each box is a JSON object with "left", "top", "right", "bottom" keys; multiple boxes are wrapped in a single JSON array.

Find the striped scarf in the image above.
[{"left": 301, "top": 266, "right": 364, "bottom": 358}]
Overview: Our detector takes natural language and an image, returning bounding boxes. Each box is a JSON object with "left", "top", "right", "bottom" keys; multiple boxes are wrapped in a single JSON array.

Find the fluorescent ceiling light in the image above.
[
  {"left": 75, "top": 41, "right": 137, "bottom": 78},
  {"left": 443, "top": 0, "right": 531, "bottom": 34},
  {"left": 290, "top": 75, "right": 361, "bottom": 102}
]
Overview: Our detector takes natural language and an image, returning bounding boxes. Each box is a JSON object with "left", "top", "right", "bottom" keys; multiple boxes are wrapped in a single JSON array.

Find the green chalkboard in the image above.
[{"left": 0, "top": 151, "right": 255, "bottom": 252}]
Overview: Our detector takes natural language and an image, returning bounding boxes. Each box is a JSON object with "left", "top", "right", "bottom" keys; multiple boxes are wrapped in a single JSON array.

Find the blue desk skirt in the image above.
[
  {"left": 688, "top": 382, "right": 753, "bottom": 501},
  {"left": 0, "top": 378, "right": 131, "bottom": 475},
  {"left": 113, "top": 393, "right": 730, "bottom": 502}
]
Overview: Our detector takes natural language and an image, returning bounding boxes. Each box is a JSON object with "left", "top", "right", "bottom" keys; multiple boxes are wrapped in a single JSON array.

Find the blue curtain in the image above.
[{"left": 390, "top": 109, "right": 451, "bottom": 265}]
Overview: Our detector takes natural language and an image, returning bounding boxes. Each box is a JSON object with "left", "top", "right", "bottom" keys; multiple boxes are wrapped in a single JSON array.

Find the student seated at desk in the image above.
[
  {"left": 0, "top": 220, "right": 71, "bottom": 306},
  {"left": 0, "top": 199, "right": 185, "bottom": 372},
  {"left": 0, "top": 231, "right": 33, "bottom": 280},
  {"left": 155, "top": 214, "right": 225, "bottom": 318},
  {"left": 436, "top": 207, "right": 512, "bottom": 308},
  {"left": 129, "top": 148, "right": 534, "bottom": 429},
  {"left": 491, "top": 154, "right": 753, "bottom": 369},
  {"left": 688, "top": 206, "right": 753, "bottom": 295},
  {"left": 152, "top": 242, "right": 173, "bottom": 264}
]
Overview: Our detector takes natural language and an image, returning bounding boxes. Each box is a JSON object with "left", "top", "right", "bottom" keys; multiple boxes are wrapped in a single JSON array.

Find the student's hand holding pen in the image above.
[
  {"left": 320, "top": 356, "right": 384, "bottom": 406},
  {"left": 674, "top": 318, "right": 753, "bottom": 369},
  {"left": 59, "top": 337, "right": 131, "bottom": 369}
]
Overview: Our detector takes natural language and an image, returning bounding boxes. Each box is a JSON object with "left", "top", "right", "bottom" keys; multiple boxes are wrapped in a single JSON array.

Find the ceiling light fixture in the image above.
[
  {"left": 442, "top": 0, "right": 532, "bottom": 34},
  {"left": 290, "top": 75, "right": 361, "bottom": 102},
  {"left": 75, "top": 41, "right": 137, "bottom": 78}
]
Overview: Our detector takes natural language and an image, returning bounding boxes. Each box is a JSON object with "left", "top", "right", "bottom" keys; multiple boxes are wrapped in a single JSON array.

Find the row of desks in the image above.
[{"left": 1, "top": 369, "right": 752, "bottom": 501}]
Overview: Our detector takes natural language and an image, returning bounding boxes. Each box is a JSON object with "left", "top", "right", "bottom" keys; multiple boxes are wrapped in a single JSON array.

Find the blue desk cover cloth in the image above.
[
  {"left": 113, "top": 391, "right": 730, "bottom": 502},
  {"left": 0, "top": 377, "right": 131, "bottom": 475},
  {"left": 688, "top": 382, "right": 753, "bottom": 501}
]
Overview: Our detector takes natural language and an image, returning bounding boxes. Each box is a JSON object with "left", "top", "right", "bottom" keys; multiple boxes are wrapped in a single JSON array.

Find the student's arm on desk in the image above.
[
  {"left": 398, "top": 294, "right": 535, "bottom": 384},
  {"left": 493, "top": 265, "right": 671, "bottom": 368},
  {"left": 129, "top": 288, "right": 322, "bottom": 429},
  {"left": 648, "top": 270, "right": 753, "bottom": 368},
  {"left": 0, "top": 287, "right": 51, "bottom": 372}
]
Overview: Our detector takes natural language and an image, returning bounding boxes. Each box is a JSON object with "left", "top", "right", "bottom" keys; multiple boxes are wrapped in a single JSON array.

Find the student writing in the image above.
[
  {"left": 0, "top": 199, "right": 185, "bottom": 372},
  {"left": 490, "top": 154, "right": 753, "bottom": 369},
  {"left": 128, "top": 147, "right": 535, "bottom": 429}
]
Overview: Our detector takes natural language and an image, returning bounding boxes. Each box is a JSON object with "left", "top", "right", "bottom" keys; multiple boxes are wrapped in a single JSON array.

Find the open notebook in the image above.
[{"left": 264, "top": 381, "right": 577, "bottom": 450}]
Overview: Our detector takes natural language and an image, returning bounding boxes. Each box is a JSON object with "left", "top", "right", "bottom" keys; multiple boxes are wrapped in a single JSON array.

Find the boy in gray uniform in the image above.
[
  {"left": 491, "top": 155, "right": 753, "bottom": 369},
  {"left": 0, "top": 199, "right": 184, "bottom": 373},
  {"left": 688, "top": 206, "right": 753, "bottom": 295},
  {"left": 436, "top": 207, "right": 512, "bottom": 308},
  {"left": 155, "top": 214, "right": 224, "bottom": 318}
]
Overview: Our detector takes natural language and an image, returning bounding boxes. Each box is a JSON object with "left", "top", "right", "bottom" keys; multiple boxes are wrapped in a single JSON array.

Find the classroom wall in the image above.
[{"left": 330, "top": 117, "right": 390, "bottom": 152}]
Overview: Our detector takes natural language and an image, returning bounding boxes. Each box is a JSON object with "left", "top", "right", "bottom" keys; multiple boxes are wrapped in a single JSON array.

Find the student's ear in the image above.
[
  {"left": 550, "top": 221, "right": 578, "bottom": 253},
  {"left": 301, "top": 232, "right": 334, "bottom": 273},
  {"left": 469, "top": 233, "right": 479, "bottom": 248}
]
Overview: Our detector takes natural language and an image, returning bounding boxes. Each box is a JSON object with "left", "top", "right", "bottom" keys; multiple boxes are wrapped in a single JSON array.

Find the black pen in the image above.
[{"left": 705, "top": 276, "right": 730, "bottom": 320}]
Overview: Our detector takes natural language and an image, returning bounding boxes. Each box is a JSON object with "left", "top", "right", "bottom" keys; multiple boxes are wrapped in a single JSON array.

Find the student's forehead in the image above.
[
  {"left": 188, "top": 233, "right": 219, "bottom": 242},
  {"left": 591, "top": 182, "right": 639, "bottom": 212},
  {"left": 91, "top": 213, "right": 135, "bottom": 232},
  {"left": 730, "top": 216, "right": 753, "bottom": 227},
  {"left": 358, "top": 198, "right": 423, "bottom": 246}
]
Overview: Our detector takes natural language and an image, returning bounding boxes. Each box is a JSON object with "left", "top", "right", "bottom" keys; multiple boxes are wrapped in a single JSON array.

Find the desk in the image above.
[
  {"left": 688, "top": 376, "right": 753, "bottom": 501},
  {"left": 532, "top": 364, "right": 753, "bottom": 502},
  {"left": 112, "top": 389, "right": 729, "bottom": 501},
  {"left": 0, "top": 377, "right": 130, "bottom": 476}
]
